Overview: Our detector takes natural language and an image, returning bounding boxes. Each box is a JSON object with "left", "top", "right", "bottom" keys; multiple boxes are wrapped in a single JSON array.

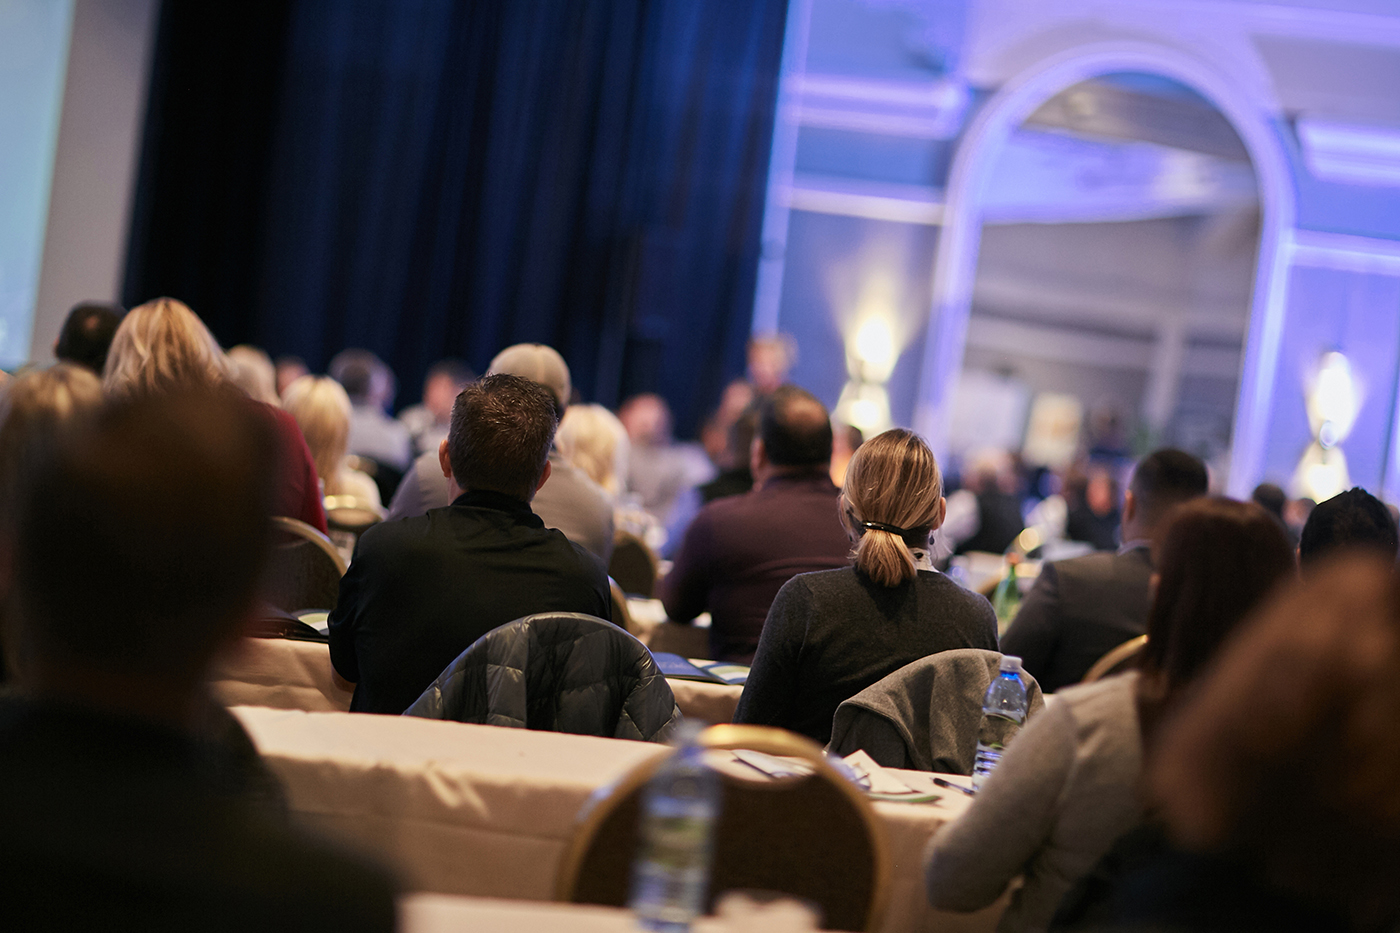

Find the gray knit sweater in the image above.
[
  {"left": 924, "top": 672, "right": 1145, "bottom": 933},
  {"left": 732, "top": 567, "right": 998, "bottom": 744}
]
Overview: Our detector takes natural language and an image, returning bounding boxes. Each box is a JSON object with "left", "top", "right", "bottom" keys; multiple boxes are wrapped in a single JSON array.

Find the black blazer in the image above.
[
  {"left": 999, "top": 546, "right": 1153, "bottom": 693},
  {"left": 328, "top": 489, "right": 611, "bottom": 714}
]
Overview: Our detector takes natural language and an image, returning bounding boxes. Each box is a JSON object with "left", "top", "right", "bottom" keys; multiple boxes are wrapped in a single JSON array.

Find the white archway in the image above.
[{"left": 913, "top": 41, "right": 1295, "bottom": 497}]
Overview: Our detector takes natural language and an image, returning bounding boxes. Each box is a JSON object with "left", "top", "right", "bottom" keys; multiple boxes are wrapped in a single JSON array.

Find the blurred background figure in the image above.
[
  {"left": 950, "top": 449, "right": 1025, "bottom": 556},
  {"left": 1251, "top": 480, "right": 1296, "bottom": 547},
  {"left": 746, "top": 333, "right": 797, "bottom": 397},
  {"left": 1065, "top": 464, "right": 1121, "bottom": 551},
  {"left": 274, "top": 355, "right": 308, "bottom": 398},
  {"left": 226, "top": 345, "right": 280, "bottom": 406},
  {"left": 700, "top": 378, "right": 756, "bottom": 466},
  {"left": 0, "top": 364, "right": 105, "bottom": 684},
  {"left": 52, "top": 301, "right": 123, "bottom": 376},
  {"left": 398, "top": 358, "right": 474, "bottom": 457},
  {"left": 329, "top": 349, "right": 411, "bottom": 500},
  {"left": 1297, "top": 486, "right": 1399, "bottom": 570},
  {"left": 282, "top": 375, "right": 382, "bottom": 508},
  {"left": 619, "top": 393, "right": 714, "bottom": 537},
  {"left": 829, "top": 420, "right": 864, "bottom": 488},
  {"left": 556, "top": 403, "right": 630, "bottom": 498}
]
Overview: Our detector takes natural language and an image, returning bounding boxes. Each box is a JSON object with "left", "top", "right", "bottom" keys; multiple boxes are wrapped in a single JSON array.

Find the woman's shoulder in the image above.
[{"left": 914, "top": 569, "right": 996, "bottom": 613}]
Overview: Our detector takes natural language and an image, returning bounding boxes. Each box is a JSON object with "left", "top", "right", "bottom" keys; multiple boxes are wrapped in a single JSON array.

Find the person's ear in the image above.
[
  {"left": 931, "top": 496, "right": 947, "bottom": 531},
  {"left": 750, "top": 437, "right": 767, "bottom": 475},
  {"left": 535, "top": 459, "right": 552, "bottom": 494},
  {"left": 438, "top": 438, "right": 453, "bottom": 480},
  {"left": 1123, "top": 489, "right": 1137, "bottom": 523}
]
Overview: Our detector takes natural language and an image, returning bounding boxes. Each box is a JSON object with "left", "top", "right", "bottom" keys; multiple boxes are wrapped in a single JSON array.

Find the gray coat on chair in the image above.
[
  {"left": 827, "top": 649, "right": 1046, "bottom": 774},
  {"left": 404, "top": 612, "right": 682, "bottom": 742}
]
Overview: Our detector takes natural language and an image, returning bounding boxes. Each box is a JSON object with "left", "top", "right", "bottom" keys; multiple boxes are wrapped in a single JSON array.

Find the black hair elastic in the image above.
[{"left": 861, "top": 520, "right": 910, "bottom": 536}]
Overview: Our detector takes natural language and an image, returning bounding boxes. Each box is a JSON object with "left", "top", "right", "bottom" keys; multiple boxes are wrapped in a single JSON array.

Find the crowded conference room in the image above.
[{"left": 6, "top": 0, "right": 1400, "bottom": 930}]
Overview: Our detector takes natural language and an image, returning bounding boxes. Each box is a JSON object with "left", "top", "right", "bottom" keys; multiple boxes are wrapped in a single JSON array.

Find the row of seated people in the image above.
[{"left": 7, "top": 297, "right": 1400, "bottom": 929}]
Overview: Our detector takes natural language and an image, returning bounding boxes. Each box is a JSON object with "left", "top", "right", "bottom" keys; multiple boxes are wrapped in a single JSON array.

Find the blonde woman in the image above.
[
  {"left": 0, "top": 364, "right": 104, "bottom": 534},
  {"left": 103, "top": 297, "right": 327, "bottom": 532},
  {"left": 733, "top": 428, "right": 998, "bottom": 744},
  {"left": 556, "top": 403, "right": 629, "bottom": 495},
  {"left": 281, "top": 375, "right": 382, "bottom": 508}
]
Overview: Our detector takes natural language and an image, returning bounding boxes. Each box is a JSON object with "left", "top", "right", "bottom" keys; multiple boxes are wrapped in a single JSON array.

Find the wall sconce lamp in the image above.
[{"left": 1294, "top": 351, "right": 1358, "bottom": 502}]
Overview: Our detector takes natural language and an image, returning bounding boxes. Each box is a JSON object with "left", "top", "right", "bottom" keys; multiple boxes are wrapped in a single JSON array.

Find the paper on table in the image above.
[{"left": 841, "top": 750, "right": 941, "bottom": 801}]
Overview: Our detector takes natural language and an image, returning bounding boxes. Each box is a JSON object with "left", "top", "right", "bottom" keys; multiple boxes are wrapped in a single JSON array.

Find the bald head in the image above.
[{"left": 758, "top": 385, "right": 832, "bottom": 469}]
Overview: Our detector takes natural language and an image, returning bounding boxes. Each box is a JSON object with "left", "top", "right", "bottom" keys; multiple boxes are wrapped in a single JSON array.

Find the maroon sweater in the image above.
[{"left": 660, "top": 470, "right": 851, "bottom": 663}]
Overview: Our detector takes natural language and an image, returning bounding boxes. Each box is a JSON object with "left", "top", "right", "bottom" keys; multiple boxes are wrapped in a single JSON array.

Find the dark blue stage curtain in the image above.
[{"left": 124, "top": 0, "right": 787, "bottom": 436}]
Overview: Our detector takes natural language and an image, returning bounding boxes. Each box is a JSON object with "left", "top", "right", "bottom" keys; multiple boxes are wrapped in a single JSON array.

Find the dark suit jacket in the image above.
[
  {"left": 0, "top": 698, "right": 397, "bottom": 932},
  {"left": 999, "top": 545, "right": 1153, "bottom": 693},
  {"left": 329, "top": 489, "right": 612, "bottom": 714},
  {"left": 659, "top": 470, "right": 851, "bottom": 664}
]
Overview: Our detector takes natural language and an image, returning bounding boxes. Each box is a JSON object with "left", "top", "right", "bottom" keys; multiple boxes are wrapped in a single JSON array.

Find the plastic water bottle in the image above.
[
  {"left": 971, "top": 655, "right": 1029, "bottom": 790},
  {"left": 628, "top": 721, "right": 721, "bottom": 931}
]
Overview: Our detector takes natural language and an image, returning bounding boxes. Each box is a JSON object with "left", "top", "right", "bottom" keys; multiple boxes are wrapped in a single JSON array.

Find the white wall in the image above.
[{"left": 28, "top": 0, "right": 158, "bottom": 365}]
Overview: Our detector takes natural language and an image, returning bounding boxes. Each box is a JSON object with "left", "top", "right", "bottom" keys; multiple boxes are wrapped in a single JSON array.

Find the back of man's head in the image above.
[
  {"left": 329, "top": 348, "right": 393, "bottom": 407},
  {"left": 487, "top": 343, "right": 571, "bottom": 417},
  {"left": 1299, "top": 487, "right": 1399, "bottom": 567},
  {"left": 447, "top": 373, "right": 558, "bottom": 500},
  {"left": 759, "top": 385, "right": 833, "bottom": 467},
  {"left": 13, "top": 389, "right": 278, "bottom": 684},
  {"left": 54, "top": 301, "right": 123, "bottom": 375},
  {"left": 1129, "top": 448, "right": 1209, "bottom": 531}
]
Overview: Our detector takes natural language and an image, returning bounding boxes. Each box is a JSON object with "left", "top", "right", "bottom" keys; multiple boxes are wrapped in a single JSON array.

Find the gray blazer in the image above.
[
  {"left": 999, "top": 546, "right": 1153, "bottom": 693},
  {"left": 827, "top": 649, "right": 1045, "bottom": 775}
]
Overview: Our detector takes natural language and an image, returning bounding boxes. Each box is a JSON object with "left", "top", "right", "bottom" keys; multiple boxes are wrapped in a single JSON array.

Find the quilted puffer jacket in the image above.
[{"left": 404, "top": 612, "right": 682, "bottom": 742}]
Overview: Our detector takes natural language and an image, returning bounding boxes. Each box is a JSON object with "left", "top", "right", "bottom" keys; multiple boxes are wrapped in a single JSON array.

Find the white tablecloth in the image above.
[
  {"left": 209, "top": 637, "right": 743, "bottom": 723},
  {"left": 233, "top": 707, "right": 1003, "bottom": 933}
]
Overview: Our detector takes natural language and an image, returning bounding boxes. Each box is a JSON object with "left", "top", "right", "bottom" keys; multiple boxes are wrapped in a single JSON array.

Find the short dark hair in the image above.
[
  {"left": 759, "top": 385, "right": 832, "bottom": 467},
  {"left": 1129, "top": 448, "right": 1209, "bottom": 528},
  {"left": 447, "top": 373, "right": 558, "bottom": 499},
  {"left": 1251, "top": 482, "right": 1287, "bottom": 520},
  {"left": 54, "top": 301, "right": 123, "bottom": 374},
  {"left": 13, "top": 389, "right": 278, "bottom": 679},
  {"left": 426, "top": 358, "right": 474, "bottom": 386},
  {"left": 1298, "top": 487, "right": 1399, "bottom": 566}
]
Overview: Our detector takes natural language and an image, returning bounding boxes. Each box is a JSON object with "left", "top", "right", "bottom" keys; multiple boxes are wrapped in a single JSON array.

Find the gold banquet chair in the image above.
[
  {"left": 262, "top": 516, "right": 347, "bottom": 613},
  {"left": 556, "top": 724, "right": 890, "bottom": 932},
  {"left": 1081, "top": 634, "right": 1148, "bottom": 684}
]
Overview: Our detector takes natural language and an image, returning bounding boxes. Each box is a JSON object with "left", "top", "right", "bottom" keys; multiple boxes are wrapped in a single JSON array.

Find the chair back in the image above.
[
  {"left": 557, "top": 724, "right": 890, "bottom": 932},
  {"left": 404, "top": 612, "right": 681, "bottom": 742},
  {"left": 828, "top": 649, "right": 1046, "bottom": 774},
  {"left": 1081, "top": 634, "right": 1147, "bottom": 684},
  {"left": 609, "top": 530, "right": 658, "bottom": 597},
  {"left": 262, "top": 517, "right": 347, "bottom": 613}
]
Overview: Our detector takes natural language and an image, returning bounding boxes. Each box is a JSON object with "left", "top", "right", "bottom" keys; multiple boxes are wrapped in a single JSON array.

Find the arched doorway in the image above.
[{"left": 913, "top": 43, "right": 1295, "bottom": 496}]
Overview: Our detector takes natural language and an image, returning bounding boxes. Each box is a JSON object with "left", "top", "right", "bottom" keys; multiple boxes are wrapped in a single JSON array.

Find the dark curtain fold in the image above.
[{"left": 124, "top": 0, "right": 788, "bottom": 437}]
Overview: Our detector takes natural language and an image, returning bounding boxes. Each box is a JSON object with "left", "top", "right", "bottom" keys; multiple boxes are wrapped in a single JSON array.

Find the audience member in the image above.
[
  {"left": 227, "top": 344, "right": 280, "bottom": 406},
  {"left": 746, "top": 333, "right": 797, "bottom": 396},
  {"left": 925, "top": 497, "right": 1295, "bottom": 932},
  {"left": 1090, "top": 556, "right": 1400, "bottom": 932},
  {"left": 951, "top": 449, "right": 1025, "bottom": 555},
  {"left": 328, "top": 348, "right": 412, "bottom": 472},
  {"left": 829, "top": 420, "right": 864, "bottom": 488},
  {"left": 281, "top": 376, "right": 382, "bottom": 508},
  {"left": 0, "top": 390, "right": 398, "bottom": 929},
  {"left": 697, "top": 407, "right": 758, "bottom": 504},
  {"left": 699, "top": 378, "right": 755, "bottom": 465},
  {"left": 733, "top": 428, "right": 997, "bottom": 744},
  {"left": 1251, "top": 480, "right": 1297, "bottom": 548},
  {"left": 1001, "top": 448, "right": 1208, "bottom": 693},
  {"left": 556, "top": 403, "right": 630, "bottom": 496},
  {"left": 329, "top": 374, "right": 612, "bottom": 714},
  {"left": 398, "top": 358, "right": 473, "bottom": 457},
  {"left": 52, "top": 300, "right": 122, "bottom": 375},
  {"left": 1297, "top": 486, "right": 1398, "bottom": 569},
  {"left": 619, "top": 393, "right": 715, "bottom": 530},
  {"left": 0, "top": 364, "right": 104, "bottom": 684},
  {"left": 660, "top": 385, "right": 850, "bottom": 663},
  {"left": 385, "top": 343, "right": 615, "bottom": 562},
  {"left": 274, "top": 354, "right": 308, "bottom": 398},
  {"left": 1065, "top": 465, "right": 1120, "bottom": 551},
  {"left": 104, "top": 297, "right": 327, "bottom": 533}
]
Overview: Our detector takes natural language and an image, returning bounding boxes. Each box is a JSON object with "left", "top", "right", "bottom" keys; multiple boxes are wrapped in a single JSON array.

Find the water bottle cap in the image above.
[{"left": 999, "top": 655, "right": 1023, "bottom": 673}]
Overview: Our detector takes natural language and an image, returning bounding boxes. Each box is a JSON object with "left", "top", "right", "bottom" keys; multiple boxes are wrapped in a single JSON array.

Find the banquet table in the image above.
[
  {"left": 209, "top": 636, "right": 744, "bottom": 723},
  {"left": 233, "top": 706, "right": 1004, "bottom": 933}
]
